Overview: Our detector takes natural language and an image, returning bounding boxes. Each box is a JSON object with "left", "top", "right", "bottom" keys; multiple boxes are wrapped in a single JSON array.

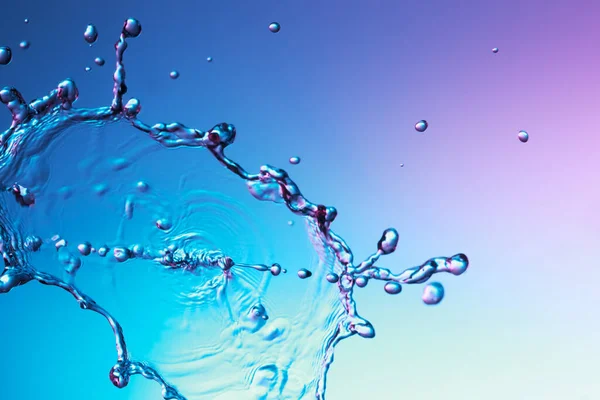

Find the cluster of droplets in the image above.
[{"left": 0, "top": 17, "right": 471, "bottom": 400}]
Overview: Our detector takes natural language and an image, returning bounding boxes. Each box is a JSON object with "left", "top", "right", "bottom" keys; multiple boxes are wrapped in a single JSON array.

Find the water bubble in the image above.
[
  {"left": 85, "top": 67, "right": 92, "bottom": 72},
  {"left": 94, "top": 57, "right": 105, "bottom": 66},
  {"left": 84, "top": 24, "right": 99, "bottom": 44},
  {"left": 169, "top": 70, "right": 180, "bottom": 79},
  {"left": 19, "top": 41, "right": 30, "bottom": 50},
  {"left": 156, "top": 218, "right": 173, "bottom": 230},
  {"left": 77, "top": 242, "right": 92, "bottom": 256},
  {"left": 268, "top": 22, "right": 281, "bottom": 33},
  {"left": 207, "top": 56, "right": 213, "bottom": 62},
  {"left": 422, "top": 282, "right": 445, "bottom": 305},
  {"left": 297, "top": 268, "right": 312, "bottom": 279},
  {"left": 518, "top": 130, "right": 529, "bottom": 143},
  {"left": 377, "top": 228, "right": 399, "bottom": 255},
  {"left": 0, "top": 47, "right": 12, "bottom": 65},
  {"left": 326, "top": 273, "right": 339, "bottom": 283},
  {"left": 123, "top": 18, "right": 142, "bottom": 38},
  {"left": 355, "top": 276, "right": 369, "bottom": 288},
  {"left": 492, "top": 47, "right": 499, "bottom": 53},
  {"left": 415, "top": 120, "right": 428, "bottom": 133},
  {"left": 384, "top": 282, "right": 402, "bottom": 295},
  {"left": 289, "top": 156, "right": 301, "bottom": 165}
]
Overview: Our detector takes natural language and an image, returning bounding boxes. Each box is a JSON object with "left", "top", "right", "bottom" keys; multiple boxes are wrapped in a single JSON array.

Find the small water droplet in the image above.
[
  {"left": 85, "top": 66, "right": 92, "bottom": 72},
  {"left": 97, "top": 246, "right": 109, "bottom": 257},
  {"left": 377, "top": 228, "right": 399, "bottom": 255},
  {"left": 77, "top": 242, "right": 92, "bottom": 256},
  {"left": 415, "top": 120, "right": 428, "bottom": 133},
  {"left": 113, "top": 247, "right": 132, "bottom": 263},
  {"left": 94, "top": 57, "right": 105, "bottom": 66},
  {"left": 207, "top": 56, "right": 213, "bottom": 62},
  {"left": 84, "top": 24, "right": 98, "bottom": 44},
  {"left": 287, "top": 220, "right": 294, "bottom": 226},
  {"left": 518, "top": 130, "right": 529, "bottom": 143},
  {"left": 384, "top": 282, "right": 402, "bottom": 295},
  {"left": 136, "top": 181, "right": 149, "bottom": 192},
  {"left": 297, "top": 268, "right": 312, "bottom": 279},
  {"left": 169, "top": 70, "right": 180, "bottom": 79},
  {"left": 492, "top": 47, "right": 499, "bottom": 53},
  {"left": 326, "top": 273, "right": 339, "bottom": 283},
  {"left": 289, "top": 156, "right": 300, "bottom": 165},
  {"left": 0, "top": 47, "right": 13, "bottom": 65},
  {"left": 355, "top": 276, "right": 369, "bottom": 287},
  {"left": 156, "top": 218, "right": 173, "bottom": 230},
  {"left": 19, "top": 41, "right": 30, "bottom": 50},
  {"left": 400, "top": 163, "right": 404, "bottom": 167},
  {"left": 123, "top": 18, "right": 142, "bottom": 38},
  {"left": 269, "top": 22, "right": 281, "bottom": 33},
  {"left": 422, "top": 282, "right": 445, "bottom": 305},
  {"left": 24, "top": 18, "right": 29, "bottom": 24}
]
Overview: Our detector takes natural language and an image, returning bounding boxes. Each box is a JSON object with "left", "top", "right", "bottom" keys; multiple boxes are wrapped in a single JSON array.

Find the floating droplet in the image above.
[
  {"left": 355, "top": 276, "right": 369, "bottom": 288},
  {"left": 85, "top": 66, "right": 91, "bottom": 72},
  {"left": 156, "top": 218, "right": 173, "bottom": 230},
  {"left": 19, "top": 41, "right": 30, "bottom": 50},
  {"left": 113, "top": 247, "right": 132, "bottom": 263},
  {"left": 207, "top": 56, "right": 213, "bottom": 62},
  {"left": 289, "top": 156, "right": 300, "bottom": 165},
  {"left": 54, "top": 238, "right": 67, "bottom": 250},
  {"left": 326, "top": 273, "right": 339, "bottom": 283},
  {"left": 93, "top": 183, "right": 108, "bottom": 196},
  {"left": 24, "top": 18, "right": 29, "bottom": 24},
  {"left": 400, "top": 163, "right": 404, "bottom": 167},
  {"left": 169, "top": 70, "right": 180, "bottom": 79},
  {"left": 269, "top": 22, "right": 281, "bottom": 33},
  {"left": 25, "top": 236, "right": 43, "bottom": 252},
  {"left": 123, "top": 18, "right": 142, "bottom": 38},
  {"left": 422, "top": 282, "right": 445, "bottom": 305},
  {"left": 287, "top": 220, "right": 294, "bottom": 226},
  {"left": 518, "top": 130, "right": 529, "bottom": 143},
  {"left": 136, "top": 181, "right": 149, "bottom": 192},
  {"left": 77, "top": 242, "right": 92, "bottom": 256},
  {"left": 97, "top": 246, "right": 109, "bottom": 257},
  {"left": 0, "top": 47, "right": 12, "bottom": 65},
  {"left": 297, "top": 268, "right": 312, "bottom": 279},
  {"left": 270, "top": 263, "right": 282, "bottom": 276},
  {"left": 492, "top": 47, "right": 499, "bottom": 53},
  {"left": 84, "top": 24, "right": 98, "bottom": 44},
  {"left": 415, "top": 120, "right": 428, "bottom": 133},
  {"left": 377, "top": 228, "right": 399, "bottom": 255},
  {"left": 384, "top": 282, "right": 402, "bottom": 295},
  {"left": 95, "top": 57, "right": 105, "bottom": 66}
]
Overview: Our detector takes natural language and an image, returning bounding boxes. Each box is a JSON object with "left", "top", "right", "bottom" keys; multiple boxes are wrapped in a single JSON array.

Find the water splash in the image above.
[{"left": 0, "top": 19, "right": 469, "bottom": 399}]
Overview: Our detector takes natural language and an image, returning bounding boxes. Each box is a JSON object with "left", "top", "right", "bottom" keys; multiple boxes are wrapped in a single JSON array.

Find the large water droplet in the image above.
[
  {"left": 492, "top": 47, "right": 499, "bottom": 53},
  {"left": 384, "top": 282, "right": 402, "bottom": 295},
  {"left": 169, "top": 70, "right": 180, "bottom": 79},
  {"left": 0, "top": 47, "right": 12, "bottom": 65},
  {"left": 84, "top": 24, "right": 98, "bottom": 44},
  {"left": 415, "top": 120, "right": 428, "bottom": 133},
  {"left": 289, "top": 156, "right": 300, "bottom": 165},
  {"left": 123, "top": 18, "right": 142, "bottom": 38},
  {"left": 270, "top": 263, "right": 282, "bottom": 276},
  {"left": 422, "top": 282, "right": 445, "bottom": 305},
  {"left": 95, "top": 57, "right": 105, "bottom": 66},
  {"left": 297, "top": 268, "right": 312, "bottom": 279},
  {"left": 19, "top": 41, "right": 30, "bottom": 50},
  {"left": 518, "top": 130, "right": 529, "bottom": 143},
  {"left": 269, "top": 22, "right": 281, "bottom": 33},
  {"left": 326, "top": 273, "right": 339, "bottom": 283},
  {"left": 355, "top": 276, "right": 369, "bottom": 288},
  {"left": 377, "top": 228, "right": 399, "bottom": 255}
]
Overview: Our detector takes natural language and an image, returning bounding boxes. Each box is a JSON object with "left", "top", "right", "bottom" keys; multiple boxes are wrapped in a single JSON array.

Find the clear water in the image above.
[{"left": 0, "top": 19, "right": 469, "bottom": 400}]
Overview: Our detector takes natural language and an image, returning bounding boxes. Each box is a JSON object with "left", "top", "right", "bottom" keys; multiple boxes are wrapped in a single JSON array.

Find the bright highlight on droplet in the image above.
[
  {"left": 95, "top": 57, "right": 105, "bottom": 66},
  {"left": 415, "top": 120, "right": 428, "bottom": 133},
  {"left": 492, "top": 47, "right": 499, "bottom": 53},
  {"left": 0, "top": 47, "right": 12, "bottom": 65},
  {"left": 19, "top": 41, "right": 30, "bottom": 50},
  {"left": 422, "top": 282, "right": 445, "bottom": 305},
  {"left": 24, "top": 18, "right": 29, "bottom": 24},
  {"left": 207, "top": 56, "right": 213, "bottom": 62},
  {"left": 84, "top": 24, "right": 99, "bottom": 44},
  {"left": 518, "top": 130, "right": 529, "bottom": 143},
  {"left": 289, "top": 156, "right": 300, "bottom": 165},
  {"left": 169, "top": 70, "right": 180, "bottom": 79},
  {"left": 85, "top": 67, "right": 92, "bottom": 72},
  {"left": 269, "top": 22, "right": 281, "bottom": 33}
]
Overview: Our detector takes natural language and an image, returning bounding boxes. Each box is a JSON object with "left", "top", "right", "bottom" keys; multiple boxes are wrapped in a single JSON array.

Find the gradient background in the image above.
[{"left": 1, "top": 0, "right": 599, "bottom": 399}]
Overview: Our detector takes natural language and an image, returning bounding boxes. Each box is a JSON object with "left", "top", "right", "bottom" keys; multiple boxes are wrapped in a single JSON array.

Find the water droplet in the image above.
[
  {"left": 269, "top": 22, "right": 281, "bottom": 33},
  {"left": 518, "top": 130, "right": 529, "bottom": 143},
  {"left": 415, "top": 120, "right": 428, "bottom": 133},
  {"left": 289, "top": 156, "right": 300, "bottom": 165},
  {"left": 287, "top": 220, "right": 294, "bottom": 226},
  {"left": 94, "top": 57, "right": 105, "bottom": 66},
  {"left": 169, "top": 70, "right": 180, "bottom": 79},
  {"left": 123, "top": 18, "right": 142, "bottom": 38},
  {"left": 384, "top": 282, "right": 402, "bottom": 295},
  {"left": 492, "top": 47, "right": 499, "bottom": 53},
  {"left": 207, "top": 56, "right": 213, "bottom": 62},
  {"left": 97, "top": 246, "right": 109, "bottom": 257},
  {"left": 85, "top": 66, "right": 92, "bottom": 72},
  {"left": 25, "top": 236, "right": 43, "bottom": 252},
  {"left": 136, "top": 181, "right": 149, "bottom": 192},
  {"left": 0, "top": 47, "right": 12, "bottom": 65},
  {"left": 297, "top": 268, "right": 312, "bottom": 279},
  {"left": 93, "top": 183, "right": 108, "bottom": 196},
  {"left": 24, "top": 18, "right": 29, "bottom": 24},
  {"left": 422, "top": 282, "right": 445, "bottom": 305},
  {"left": 326, "top": 273, "right": 339, "bottom": 283},
  {"left": 77, "top": 242, "right": 92, "bottom": 256},
  {"left": 19, "top": 41, "right": 30, "bottom": 50},
  {"left": 156, "top": 218, "right": 173, "bottom": 230},
  {"left": 84, "top": 24, "right": 99, "bottom": 44},
  {"left": 270, "top": 263, "right": 282, "bottom": 276},
  {"left": 113, "top": 247, "right": 132, "bottom": 263},
  {"left": 54, "top": 238, "right": 67, "bottom": 250},
  {"left": 355, "top": 276, "right": 369, "bottom": 287},
  {"left": 377, "top": 228, "right": 399, "bottom": 255}
]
